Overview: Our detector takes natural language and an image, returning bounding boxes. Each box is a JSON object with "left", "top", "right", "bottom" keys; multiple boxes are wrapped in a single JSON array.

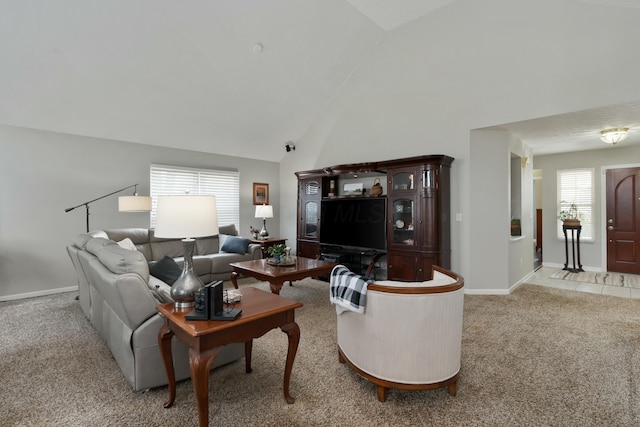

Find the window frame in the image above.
[
  {"left": 556, "top": 167, "right": 595, "bottom": 242},
  {"left": 150, "top": 164, "right": 240, "bottom": 230}
]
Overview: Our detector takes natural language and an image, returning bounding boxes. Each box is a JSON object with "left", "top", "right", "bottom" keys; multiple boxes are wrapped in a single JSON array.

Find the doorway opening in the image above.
[{"left": 534, "top": 169, "right": 542, "bottom": 270}]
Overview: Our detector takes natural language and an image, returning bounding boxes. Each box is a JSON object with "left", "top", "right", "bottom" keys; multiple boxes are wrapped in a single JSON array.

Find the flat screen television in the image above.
[{"left": 320, "top": 197, "right": 386, "bottom": 250}]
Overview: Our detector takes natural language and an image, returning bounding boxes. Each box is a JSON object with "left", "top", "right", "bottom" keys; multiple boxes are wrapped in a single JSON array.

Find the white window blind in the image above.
[
  {"left": 557, "top": 168, "right": 594, "bottom": 242},
  {"left": 150, "top": 164, "right": 239, "bottom": 230}
]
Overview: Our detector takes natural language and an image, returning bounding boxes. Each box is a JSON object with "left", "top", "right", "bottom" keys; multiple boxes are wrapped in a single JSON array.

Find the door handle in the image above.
[{"left": 607, "top": 225, "right": 614, "bottom": 230}]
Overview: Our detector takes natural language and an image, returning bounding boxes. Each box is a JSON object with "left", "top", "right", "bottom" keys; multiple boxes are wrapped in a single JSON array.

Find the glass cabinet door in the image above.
[
  {"left": 305, "top": 180, "right": 319, "bottom": 196},
  {"left": 391, "top": 198, "right": 416, "bottom": 247},
  {"left": 304, "top": 201, "right": 318, "bottom": 238},
  {"left": 299, "top": 179, "right": 320, "bottom": 240},
  {"left": 391, "top": 170, "right": 414, "bottom": 191}
]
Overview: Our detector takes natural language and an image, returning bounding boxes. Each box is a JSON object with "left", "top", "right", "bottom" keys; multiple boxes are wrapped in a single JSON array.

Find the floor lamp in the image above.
[
  {"left": 65, "top": 184, "right": 151, "bottom": 232},
  {"left": 154, "top": 195, "right": 219, "bottom": 308}
]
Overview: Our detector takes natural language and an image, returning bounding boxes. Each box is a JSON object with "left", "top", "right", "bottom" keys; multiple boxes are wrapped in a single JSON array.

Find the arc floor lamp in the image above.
[{"left": 64, "top": 184, "right": 151, "bottom": 232}]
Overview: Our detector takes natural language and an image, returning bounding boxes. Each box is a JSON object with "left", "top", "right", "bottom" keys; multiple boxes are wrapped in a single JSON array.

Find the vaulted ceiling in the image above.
[{"left": 1, "top": 0, "right": 639, "bottom": 162}]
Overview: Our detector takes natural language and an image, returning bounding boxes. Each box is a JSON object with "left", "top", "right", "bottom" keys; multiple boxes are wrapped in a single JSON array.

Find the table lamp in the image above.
[
  {"left": 255, "top": 204, "right": 273, "bottom": 239},
  {"left": 154, "top": 195, "right": 219, "bottom": 308}
]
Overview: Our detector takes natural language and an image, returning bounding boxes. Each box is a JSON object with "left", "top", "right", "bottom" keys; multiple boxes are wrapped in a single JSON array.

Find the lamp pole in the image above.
[{"left": 65, "top": 184, "right": 139, "bottom": 232}]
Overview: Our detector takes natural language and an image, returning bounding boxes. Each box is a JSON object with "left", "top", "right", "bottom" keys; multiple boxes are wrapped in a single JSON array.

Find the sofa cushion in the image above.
[
  {"left": 218, "top": 224, "right": 238, "bottom": 236},
  {"left": 71, "top": 233, "right": 94, "bottom": 250},
  {"left": 149, "top": 256, "right": 183, "bottom": 285},
  {"left": 195, "top": 236, "right": 219, "bottom": 256},
  {"left": 105, "top": 228, "right": 150, "bottom": 245},
  {"left": 117, "top": 238, "right": 137, "bottom": 251},
  {"left": 94, "top": 241, "right": 149, "bottom": 278},
  {"left": 209, "top": 252, "right": 254, "bottom": 273},
  {"left": 220, "top": 236, "right": 251, "bottom": 254},
  {"left": 85, "top": 237, "right": 117, "bottom": 256}
]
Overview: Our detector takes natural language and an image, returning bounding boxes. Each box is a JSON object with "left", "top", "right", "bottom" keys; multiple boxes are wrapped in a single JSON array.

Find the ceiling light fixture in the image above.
[{"left": 600, "top": 128, "right": 629, "bottom": 145}]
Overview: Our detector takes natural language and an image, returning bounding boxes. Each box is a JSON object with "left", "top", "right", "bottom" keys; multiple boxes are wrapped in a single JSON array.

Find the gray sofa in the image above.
[{"left": 66, "top": 224, "right": 262, "bottom": 391}]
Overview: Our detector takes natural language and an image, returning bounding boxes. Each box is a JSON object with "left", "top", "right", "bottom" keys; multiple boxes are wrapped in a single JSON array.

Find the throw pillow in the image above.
[
  {"left": 220, "top": 236, "right": 250, "bottom": 254},
  {"left": 117, "top": 238, "right": 137, "bottom": 251},
  {"left": 149, "top": 256, "right": 183, "bottom": 285}
]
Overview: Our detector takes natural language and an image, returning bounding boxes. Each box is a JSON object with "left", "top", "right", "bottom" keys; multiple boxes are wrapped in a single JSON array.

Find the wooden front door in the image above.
[{"left": 606, "top": 167, "right": 640, "bottom": 273}]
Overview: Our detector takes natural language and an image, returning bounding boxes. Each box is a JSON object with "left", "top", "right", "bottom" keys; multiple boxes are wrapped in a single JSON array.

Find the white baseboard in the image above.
[
  {"left": 0, "top": 286, "right": 78, "bottom": 302},
  {"left": 464, "top": 288, "right": 511, "bottom": 295},
  {"left": 463, "top": 269, "right": 536, "bottom": 295}
]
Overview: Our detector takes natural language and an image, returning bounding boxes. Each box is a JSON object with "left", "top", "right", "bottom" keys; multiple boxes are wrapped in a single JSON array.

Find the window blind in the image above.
[
  {"left": 150, "top": 164, "right": 240, "bottom": 230},
  {"left": 557, "top": 168, "right": 594, "bottom": 241}
]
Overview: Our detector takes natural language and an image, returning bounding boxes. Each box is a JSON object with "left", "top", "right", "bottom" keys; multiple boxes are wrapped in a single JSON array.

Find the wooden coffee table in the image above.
[
  {"left": 157, "top": 287, "right": 303, "bottom": 427},
  {"left": 230, "top": 256, "right": 337, "bottom": 295}
]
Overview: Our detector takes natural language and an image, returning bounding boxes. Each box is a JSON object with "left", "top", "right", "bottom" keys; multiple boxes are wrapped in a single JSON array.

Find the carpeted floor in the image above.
[
  {"left": 550, "top": 270, "right": 640, "bottom": 288},
  {"left": 2, "top": 278, "right": 640, "bottom": 426}
]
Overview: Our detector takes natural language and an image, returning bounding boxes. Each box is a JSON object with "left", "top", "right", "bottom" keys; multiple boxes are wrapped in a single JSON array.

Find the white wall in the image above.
[
  {"left": 280, "top": 0, "right": 640, "bottom": 291},
  {"left": 534, "top": 144, "right": 640, "bottom": 271},
  {"left": 5, "top": 0, "right": 640, "bottom": 297},
  {"left": 0, "top": 125, "right": 279, "bottom": 299},
  {"left": 469, "top": 130, "right": 510, "bottom": 292}
]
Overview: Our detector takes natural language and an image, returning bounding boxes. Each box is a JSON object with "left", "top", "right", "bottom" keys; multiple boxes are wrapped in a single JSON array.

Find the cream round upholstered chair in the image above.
[{"left": 333, "top": 265, "right": 464, "bottom": 402}]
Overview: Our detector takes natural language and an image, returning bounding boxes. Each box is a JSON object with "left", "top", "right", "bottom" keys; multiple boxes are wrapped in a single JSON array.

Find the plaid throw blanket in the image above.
[{"left": 330, "top": 265, "right": 373, "bottom": 314}]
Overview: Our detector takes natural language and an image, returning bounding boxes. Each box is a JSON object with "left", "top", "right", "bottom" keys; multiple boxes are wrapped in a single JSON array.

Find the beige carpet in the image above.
[
  {"left": 550, "top": 270, "right": 640, "bottom": 288},
  {"left": 2, "top": 278, "right": 640, "bottom": 426}
]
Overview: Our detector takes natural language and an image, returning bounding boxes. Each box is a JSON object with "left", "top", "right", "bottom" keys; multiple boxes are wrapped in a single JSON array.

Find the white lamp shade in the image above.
[
  {"left": 118, "top": 195, "right": 152, "bottom": 212},
  {"left": 155, "top": 195, "right": 219, "bottom": 238},
  {"left": 255, "top": 204, "right": 274, "bottom": 219}
]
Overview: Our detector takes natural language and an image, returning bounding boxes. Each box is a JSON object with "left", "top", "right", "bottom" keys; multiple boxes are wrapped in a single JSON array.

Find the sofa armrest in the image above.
[
  {"left": 247, "top": 243, "right": 263, "bottom": 259},
  {"left": 80, "top": 252, "right": 158, "bottom": 332}
]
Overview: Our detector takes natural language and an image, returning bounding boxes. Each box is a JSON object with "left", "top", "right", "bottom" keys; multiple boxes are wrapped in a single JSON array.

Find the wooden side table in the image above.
[
  {"left": 250, "top": 237, "right": 287, "bottom": 258},
  {"left": 157, "top": 288, "right": 302, "bottom": 427}
]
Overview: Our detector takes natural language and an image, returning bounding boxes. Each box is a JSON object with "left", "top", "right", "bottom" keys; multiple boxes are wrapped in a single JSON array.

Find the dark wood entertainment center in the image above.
[{"left": 295, "top": 155, "right": 453, "bottom": 281}]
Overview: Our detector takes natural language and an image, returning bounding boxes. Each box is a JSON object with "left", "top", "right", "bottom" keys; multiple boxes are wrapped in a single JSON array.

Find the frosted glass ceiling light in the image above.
[{"left": 600, "top": 128, "right": 629, "bottom": 145}]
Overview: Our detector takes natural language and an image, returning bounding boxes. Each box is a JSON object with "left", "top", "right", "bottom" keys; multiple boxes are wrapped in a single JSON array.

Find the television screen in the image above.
[{"left": 320, "top": 198, "right": 386, "bottom": 250}]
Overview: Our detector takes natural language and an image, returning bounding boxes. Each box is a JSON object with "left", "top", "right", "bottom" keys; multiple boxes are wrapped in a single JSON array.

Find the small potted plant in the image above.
[
  {"left": 267, "top": 243, "right": 287, "bottom": 263},
  {"left": 558, "top": 203, "right": 580, "bottom": 226}
]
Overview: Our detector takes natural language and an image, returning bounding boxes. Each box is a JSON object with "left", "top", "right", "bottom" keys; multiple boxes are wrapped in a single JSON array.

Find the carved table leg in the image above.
[
  {"left": 189, "top": 346, "right": 222, "bottom": 427},
  {"left": 245, "top": 340, "right": 253, "bottom": 373},
  {"left": 280, "top": 321, "right": 300, "bottom": 404},
  {"left": 269, "top": 279, "right": 285, "bottom": 295},
  {"left": 231, "top": 271, "right": 239, "bottom": 289},
  {"left": 158, "top": 322, "right": 176, "bottom": 408}
]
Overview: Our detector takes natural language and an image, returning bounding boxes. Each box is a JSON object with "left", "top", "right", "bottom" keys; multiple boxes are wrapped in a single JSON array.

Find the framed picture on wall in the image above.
[{"left": 253, "top": 182, "right": 269, "bottom": 205}]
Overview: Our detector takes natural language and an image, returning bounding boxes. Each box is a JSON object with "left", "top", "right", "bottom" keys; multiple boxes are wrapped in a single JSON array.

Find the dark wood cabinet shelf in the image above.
[
  {"left": 296, "top": 155, "right": 453, "bottom": 282},
  {"left": 322, "top": 195, "right": 386, "bottom": 200}
]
